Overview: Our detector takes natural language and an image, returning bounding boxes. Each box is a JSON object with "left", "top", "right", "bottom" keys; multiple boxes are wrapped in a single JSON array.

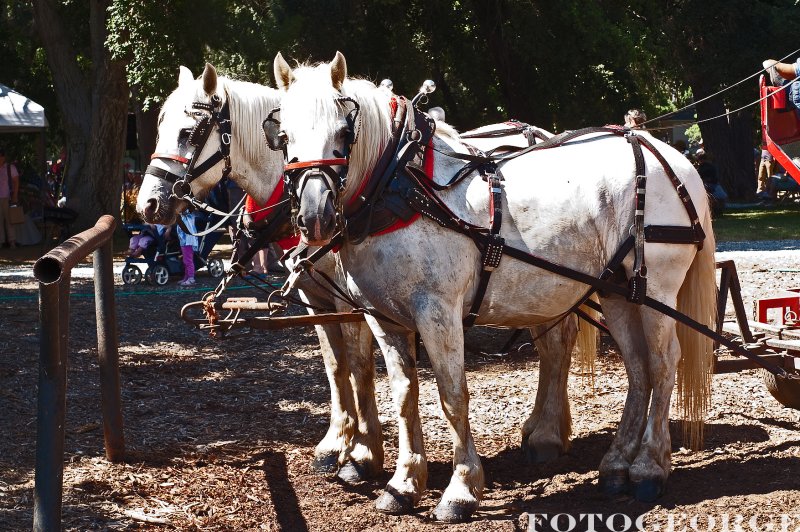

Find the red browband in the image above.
[
  {"left": 151, "top": 153, "right": 190, "bottom": 164},
  {"left": 284, "top": 158, "right": 348, "bottom": 171}
]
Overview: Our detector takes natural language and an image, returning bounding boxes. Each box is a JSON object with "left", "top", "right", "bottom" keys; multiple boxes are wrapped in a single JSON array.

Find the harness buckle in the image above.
[
  {"left": 172, "top": 180, "right": 192, "bottom": 199},
  {"left": 407, "top": 129, "right": 422, "bottom": 142},
  {"left": 221, "top": 132, "right": 232, "bottom": 146}
]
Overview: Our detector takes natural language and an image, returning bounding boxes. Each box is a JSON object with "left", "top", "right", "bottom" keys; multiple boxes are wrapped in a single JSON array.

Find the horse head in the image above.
[
  {"left": 273, "top": 51, "right": 391, "bottom": 245},
  {"left": 137, "top": 64, "right": 235, "bottom": 225}
]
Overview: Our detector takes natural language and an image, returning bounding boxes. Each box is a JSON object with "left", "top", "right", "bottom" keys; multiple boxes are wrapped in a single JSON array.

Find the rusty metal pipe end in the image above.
[{"left": 33, "top": 257, "right": 63, "bottom": 285}]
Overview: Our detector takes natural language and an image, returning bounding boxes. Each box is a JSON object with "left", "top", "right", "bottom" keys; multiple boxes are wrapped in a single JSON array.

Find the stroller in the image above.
[{"left": 121, "top": 220, "right": 225, "bottom": 286}]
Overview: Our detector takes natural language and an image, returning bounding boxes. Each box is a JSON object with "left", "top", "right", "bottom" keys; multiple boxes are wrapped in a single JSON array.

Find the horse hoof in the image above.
[
  {"left": 311, "top": 454, "right": 339, "bottom": 474},
  {"left": 632, "top": 477, "right": 665, "bottom": 502},
  {"left": 375, "top": 488, "right": 415, "bottom": 515},
  {"left": 522, "top": 441, "right": 562, "bottom": 464},
  {"left": 336, "top": 460, "right": 370, "bottom": 484},
  {"left": 598, "top": 472, "right": 629, "bottom": 497},
  {"left": 431, "top": 500, "right": 477, "bottom": 523}
]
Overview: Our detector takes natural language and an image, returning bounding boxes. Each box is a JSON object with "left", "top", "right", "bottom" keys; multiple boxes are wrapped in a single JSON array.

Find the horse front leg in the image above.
[
  {"left": 366, "top": 318, "right": 427, "bottom": 515},
  {"left": 416, "top": 301, "right": 484, "bottom": 523},
  {"left": 309, "top": 320, "right": 359, "bottom": 475},
  {"left": 520, "top": 316, "right": 576, "bottom": 463},
  {"left": 597, "top": 295, "right": 651, "bottom": 496},
  {"left": 336, "top": 319, "right": 384, "bottom": 483}
]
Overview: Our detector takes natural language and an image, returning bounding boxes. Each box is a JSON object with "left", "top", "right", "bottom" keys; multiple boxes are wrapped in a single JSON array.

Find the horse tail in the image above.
[
  {"left": 676, "top": 207, "right": 716, "bottom": 450},
  {"left": 575, "top": 294, "right": 600, "bottom": 388}
]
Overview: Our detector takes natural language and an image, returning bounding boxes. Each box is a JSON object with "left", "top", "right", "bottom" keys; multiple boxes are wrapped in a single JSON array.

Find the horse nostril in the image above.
[
  {"left": 322, "top": 215, "right": 335, "bottom": 234},
  {"left": 295, "top": 214, "right": 307, "bottom": 231},
  {"left": 144, "top": 198, "right": 159, "bottom": 218}
]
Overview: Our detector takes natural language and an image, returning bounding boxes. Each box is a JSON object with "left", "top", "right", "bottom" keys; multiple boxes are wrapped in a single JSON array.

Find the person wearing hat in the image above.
[{"left": 0, "top": 148, "right": 19, "bottom": 248}]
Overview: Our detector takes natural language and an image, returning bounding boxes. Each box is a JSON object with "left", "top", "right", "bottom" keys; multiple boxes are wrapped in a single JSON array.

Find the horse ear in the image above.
[
  {"left": 202, "top": 63, "right": 218, "bottom": 95},
  {"left": 330, "top": 51, "right": 347, "bottom": 91},
  {"left": 274, "top": 53, "right": 295, "bottom": 91},
  {"left": 178, "top": 66, "right": 194, "bottom": 88}
]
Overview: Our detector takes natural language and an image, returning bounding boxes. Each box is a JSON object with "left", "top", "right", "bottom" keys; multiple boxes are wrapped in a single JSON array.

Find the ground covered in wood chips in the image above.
[{"left": 1, "top": 246, "right": 799, "bottom": 531}]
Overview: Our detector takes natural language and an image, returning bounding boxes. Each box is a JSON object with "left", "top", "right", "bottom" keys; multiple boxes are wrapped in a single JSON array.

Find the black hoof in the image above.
[
  {"left": 336, "top": 460, "right": 370, "bottom": 484},
  {"left": 432, "top": 500, "right": 478, "bottom": 523},
  {"left": 375, "top": 487, "right": 415, "bottom": 515},
  {"left": 632, "top": 477, "right": 664, "bottom": 502},
  {"left": 311, "top": 453, "right": 339, "bottom": 474},
  {"left": 522, "top": 441, "right": 562, "bottom": 464},
  {"left": 598, "top": 472, "right": 629, "bottom": 497}
]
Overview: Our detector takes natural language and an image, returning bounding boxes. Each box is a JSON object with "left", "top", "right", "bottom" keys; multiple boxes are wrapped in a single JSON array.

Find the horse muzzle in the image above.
[
  {"left": 136, "top": 175, "right": 179, "bottom": 225},
  {"left": 296, "top": 186, "right": 337, "bottom": 245}
]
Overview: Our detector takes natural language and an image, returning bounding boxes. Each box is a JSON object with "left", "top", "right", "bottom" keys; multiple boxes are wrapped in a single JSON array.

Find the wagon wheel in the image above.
[
  {"left": 121, "top": 264, "right": 142, "bottom": 285},
  {"left": 761, "top": 369, "right": 800, "bottom": 409}
]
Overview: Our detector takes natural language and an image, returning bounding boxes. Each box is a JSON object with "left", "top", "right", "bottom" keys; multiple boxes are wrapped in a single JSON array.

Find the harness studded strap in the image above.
[
  {"left": 626, "top": 134, "right": 648, "bottom": 304},
  {"left": 463, "top": 167, "right": 505, "bottom": 327}
]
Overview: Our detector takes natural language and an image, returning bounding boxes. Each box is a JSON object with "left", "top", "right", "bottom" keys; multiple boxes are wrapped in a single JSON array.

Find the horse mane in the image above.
[
  {"left": 434, "top": 120, "right": 460, "bottom": 141},
  {"left": 219, "top": 78, "right": 281, "bottom": 166},
  {"left": 158, "top": 75, "right": 280, "bottom": 170}
]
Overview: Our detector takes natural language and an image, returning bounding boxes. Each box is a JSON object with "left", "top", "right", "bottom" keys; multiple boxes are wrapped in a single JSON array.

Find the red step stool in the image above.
[{"left": 756, "top": 288, "right": 800, "bottom": 325}]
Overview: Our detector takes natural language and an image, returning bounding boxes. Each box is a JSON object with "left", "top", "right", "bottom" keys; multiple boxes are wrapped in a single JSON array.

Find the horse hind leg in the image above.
[
  {"left": 597, "top": 294, "right": 652, "bottom": 496},
  {"left": 626, "top": 307, "right": 682, "bottom": 501},
  {"left": 629, "top": 241, "right": 715, "bottom": 501},
  {"left": 520, "top": 316, "right": 577, "bottom": 463}
]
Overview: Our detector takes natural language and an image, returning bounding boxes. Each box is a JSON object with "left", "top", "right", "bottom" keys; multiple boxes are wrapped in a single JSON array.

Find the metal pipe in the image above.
[
  {"left": 93, "top": 239, "right": 125, "bottom": 462},
  {"left": 33, "top": 282, "right": 66, "bottom": 532},
  {"left": 32, "top": 215, "right": 119, "bottom": 531},
  {"left": 33, "top": 215, "right": 116, "bottom": 285}
]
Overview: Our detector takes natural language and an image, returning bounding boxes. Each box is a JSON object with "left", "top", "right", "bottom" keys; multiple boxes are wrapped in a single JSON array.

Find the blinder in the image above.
[{"left": 263, "top": 107, "right": 288, "bottom": 152}]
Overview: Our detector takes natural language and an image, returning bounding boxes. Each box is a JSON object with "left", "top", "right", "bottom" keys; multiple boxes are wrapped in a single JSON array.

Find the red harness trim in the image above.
[
  {"left": 151, "top": 153, "right": 190, "bottom": 164},
  {"left": 245, "top": 182, "right": 300, "bottom": 251},
  {"left": 285, "top": 158, "right": 348, "bottom": 171},
  {"left": 369, "top": 138, "right": 434, "bottom": 237}
]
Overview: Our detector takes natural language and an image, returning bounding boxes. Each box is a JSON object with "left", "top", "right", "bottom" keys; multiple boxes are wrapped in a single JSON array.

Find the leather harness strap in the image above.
[
  {"left": 464, "top": 167, "right": 505, "bottom": 327},
  {"left": 627, "top": 134, "right": 648, "bottom": 304}
]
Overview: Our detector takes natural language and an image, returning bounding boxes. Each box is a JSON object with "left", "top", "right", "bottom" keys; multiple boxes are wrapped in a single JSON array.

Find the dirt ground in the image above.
[{"left": 1, "top": 247, "right": 799, "bottom": 531}]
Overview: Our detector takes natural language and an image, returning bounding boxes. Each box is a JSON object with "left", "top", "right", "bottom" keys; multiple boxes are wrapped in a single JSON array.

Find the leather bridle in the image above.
[
  {"left": 145, "top": 93, "right": 233, "bottom": 204},
  {"left": 264, "top": 97, "right": 360, "bottom": 229}
]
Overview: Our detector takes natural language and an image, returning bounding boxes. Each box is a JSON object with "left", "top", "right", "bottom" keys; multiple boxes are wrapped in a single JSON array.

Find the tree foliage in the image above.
[{"left": 4, "top": 0, "right": 800, "bottom": 223}]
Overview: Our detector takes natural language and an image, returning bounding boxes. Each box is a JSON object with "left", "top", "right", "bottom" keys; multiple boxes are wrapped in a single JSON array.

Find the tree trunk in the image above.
[
  {"left": 133, "top": 102, "right": 159, "bottom": 170},
  {"left": 693, "top": 83, "right": 756, "bottom": 201},
  {"left": 33, "top": 0, "right": 129, "bottom": 233}
]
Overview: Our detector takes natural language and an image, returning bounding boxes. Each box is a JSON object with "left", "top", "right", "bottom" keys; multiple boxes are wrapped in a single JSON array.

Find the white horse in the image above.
[
  {"left": 273, "top": 52, "right": 716, "bottom": 522},
  {"left": 136, "top": 65, "right": 383, "bottom": 482},
  {"left": 134, "top": 65, "right": 595, "bottom": 487}
]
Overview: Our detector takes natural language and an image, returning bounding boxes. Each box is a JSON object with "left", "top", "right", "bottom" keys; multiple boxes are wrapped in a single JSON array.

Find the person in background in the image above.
[
  {"left": 176, "top": 211, "right": 199, "bottom": 286},
  {"left": 757, "top": 148, "right": 774, "bottom": 199},
  {"left": 624, "top": 109, "right": 647, "bottom": 129},
  {"left": 764, "top": 58, "right": 800, "bottom": 116},
  {"left": 0, "top": 148, "right": 20, "bottom": 248},
  {"left": 695, "top": 148, "right": 727, "bottom": 217}
]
